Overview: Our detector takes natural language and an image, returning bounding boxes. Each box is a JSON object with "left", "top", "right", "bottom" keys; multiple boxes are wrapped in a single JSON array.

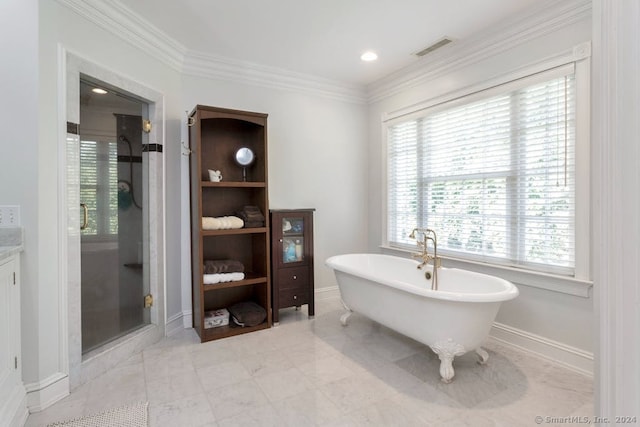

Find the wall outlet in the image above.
[{"left": 0, "top": 206, "right": 21, "bottom": 227}]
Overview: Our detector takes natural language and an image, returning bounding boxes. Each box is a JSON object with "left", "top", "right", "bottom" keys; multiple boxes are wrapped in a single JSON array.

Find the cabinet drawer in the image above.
[
  {"left": 277, "top": 267, "right": 309, "bottom": 289},
  {"left": 279, "top": 288, "right": 309, "bottom": 307}
]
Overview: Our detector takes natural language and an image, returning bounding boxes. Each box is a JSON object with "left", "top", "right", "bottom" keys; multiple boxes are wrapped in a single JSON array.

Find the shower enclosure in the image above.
[{"left": 79, "top": 77, "right": 150, "bottom": 353}]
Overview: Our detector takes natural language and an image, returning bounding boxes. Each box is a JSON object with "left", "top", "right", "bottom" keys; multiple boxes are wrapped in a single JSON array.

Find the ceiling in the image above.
[{"left": 118, "top": 0, "right": 541, "bottom": 86}]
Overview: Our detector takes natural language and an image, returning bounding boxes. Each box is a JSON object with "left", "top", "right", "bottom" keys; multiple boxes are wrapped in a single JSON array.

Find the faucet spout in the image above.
[{"left": 408, "top": 228, "right": 441, "bottom": 290}]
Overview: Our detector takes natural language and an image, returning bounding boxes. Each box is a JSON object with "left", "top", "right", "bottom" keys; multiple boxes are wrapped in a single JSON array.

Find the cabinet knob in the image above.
[
  {"left": 279, "top": 238, "right": 283, "bottom": 243},
  {"left": 293, "top": 295, "right": 297, "bottom": 300},
  {"left": 293, "top": 275, "right": 297, "bottom": 280}
]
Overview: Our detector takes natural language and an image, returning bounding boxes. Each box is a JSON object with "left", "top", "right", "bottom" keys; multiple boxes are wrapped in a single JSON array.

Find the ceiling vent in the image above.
[{"left": 413, "top": 37, "right": 454, "bottom": 57}]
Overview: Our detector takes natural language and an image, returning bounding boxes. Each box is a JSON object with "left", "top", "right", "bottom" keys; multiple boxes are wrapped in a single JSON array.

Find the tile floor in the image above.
[{"left": 26, "top": 298, "right": 593, "bottom": 426}]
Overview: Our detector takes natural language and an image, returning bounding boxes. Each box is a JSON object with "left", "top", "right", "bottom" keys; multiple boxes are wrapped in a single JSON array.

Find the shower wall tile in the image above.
[
  {"left": 66, "top": 131, "right": 83, "bottom": 388},
  {"left": 146, "top": 151, "right": 164, "bottom": 328}
]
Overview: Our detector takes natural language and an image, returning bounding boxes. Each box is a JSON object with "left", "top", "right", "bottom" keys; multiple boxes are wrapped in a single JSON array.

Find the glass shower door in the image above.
[{"left": 79, "top": 78, "right": 150, "bottom": 354}]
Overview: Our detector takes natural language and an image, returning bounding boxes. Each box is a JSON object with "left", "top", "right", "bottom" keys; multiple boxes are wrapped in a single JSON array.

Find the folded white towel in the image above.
[
  {"left": 203, "top": 272, "right": 245, "bottom": 284},
  {"left": 202, "top": 216, "right": 244, "bottom": 230}
]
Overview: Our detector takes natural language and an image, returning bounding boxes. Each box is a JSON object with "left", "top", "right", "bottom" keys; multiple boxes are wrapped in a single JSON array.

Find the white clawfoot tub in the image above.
[{"left": 325, "top": 253, "right": 518, "bottom": 383}]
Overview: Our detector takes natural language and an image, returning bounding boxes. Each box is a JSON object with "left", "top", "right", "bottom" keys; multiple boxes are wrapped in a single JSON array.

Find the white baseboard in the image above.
[
  {"left": 24, "top": 372, "right": 69, "bottom": 413},
  {"left": 0, "top": 381, "right": 27, "bottom": 427},
  {"left": 182, "top": 310, "right": 192, "bottom": 329},
  {"left": 166, "top": 311, "right": 185, "bottom": 337},
  {"left": 165, "top": 310, "right": 193, "bottom": 335},
  {"left": 490, "top": 322, "right": 593, "bottom": 377},
  {"left": 315, "top": 285, "right": 340, "bottom": 301}
]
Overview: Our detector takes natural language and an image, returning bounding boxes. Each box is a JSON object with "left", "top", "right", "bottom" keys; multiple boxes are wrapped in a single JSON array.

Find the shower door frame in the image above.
[{"left": 61, "top": 50, "right": 166, "bottom": 389}]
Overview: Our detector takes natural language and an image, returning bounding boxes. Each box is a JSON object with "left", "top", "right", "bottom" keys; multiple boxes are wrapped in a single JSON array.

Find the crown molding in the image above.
[
  {"left": 367, "top": 0, "right": 592, "bottom": 103},
  {"left": 55, "top": 0, "right": 589, "bottom": 106},
  {"left": 55, "top": 0, "right": 186, "bottom": 71},
  {"left": 55, "top": 0, "right": 366, "bottom": 104},
  {"left": 182, "top": 51, "right": 367, "bottom": 104}
]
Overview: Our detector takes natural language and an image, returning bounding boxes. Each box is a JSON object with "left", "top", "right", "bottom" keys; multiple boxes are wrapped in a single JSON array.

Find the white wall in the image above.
[
  {"left": 366, "top": 9, "right": 594, "bottom": 356},
  {"left": 180, "top": 76, "right": 369, "bottom": 314},
  {"left": 0, "top": 0, "right": 40, "bottom": 386}
]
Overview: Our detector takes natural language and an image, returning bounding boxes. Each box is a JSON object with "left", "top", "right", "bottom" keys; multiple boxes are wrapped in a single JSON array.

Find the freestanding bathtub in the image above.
[{"left": 325, "top": 253, "right": 519, "bottom": 383}]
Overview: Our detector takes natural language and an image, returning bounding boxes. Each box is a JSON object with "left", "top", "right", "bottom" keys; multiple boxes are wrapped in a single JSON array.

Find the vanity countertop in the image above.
[
  {"left": 0, "top": 227, "right": 24, "bottom": 262},
  {"left": 0, "top": 245, "right": 22, "bottom": 262}
]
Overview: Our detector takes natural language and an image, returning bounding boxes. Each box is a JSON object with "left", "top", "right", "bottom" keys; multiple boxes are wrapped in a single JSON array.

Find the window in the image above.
[
  {"left": 80, "top": 140, "right": 118, "bottom": 237},
  {"left": 386, "top": 67, "right": 577, "bottom": 275}
]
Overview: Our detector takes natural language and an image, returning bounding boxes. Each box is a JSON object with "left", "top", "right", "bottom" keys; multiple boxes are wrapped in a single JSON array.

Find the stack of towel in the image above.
[
  {"left": 203, "top": 259, "right": 245, "bottom": 284},
  {"left": 204, "top": 259, "right": 245, "bottom": 274},
  {"left": 236, "top": 206, "right": 265, "bottom": 228},
  {"left": 202, "top": 216, "right": 244, "bottom": 230}
]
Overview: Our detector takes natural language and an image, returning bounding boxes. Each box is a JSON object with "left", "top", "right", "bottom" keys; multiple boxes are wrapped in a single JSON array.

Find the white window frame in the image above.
[{"left": 381, "top": 47, "right": 592, "bottom": 297}]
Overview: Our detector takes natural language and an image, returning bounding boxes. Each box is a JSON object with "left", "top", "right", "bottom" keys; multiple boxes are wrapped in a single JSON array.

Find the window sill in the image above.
[{"left": 379, "top": 245, "right": 593, "bottom": 298}]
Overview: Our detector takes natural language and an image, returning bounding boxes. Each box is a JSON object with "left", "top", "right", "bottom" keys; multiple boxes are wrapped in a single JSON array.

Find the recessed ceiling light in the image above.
[
  {"left": 92, "top": 88, "right": 108, "bottom": 94},
  {"left": 360, "top": 51, "right": 378, "bottom": 62}
]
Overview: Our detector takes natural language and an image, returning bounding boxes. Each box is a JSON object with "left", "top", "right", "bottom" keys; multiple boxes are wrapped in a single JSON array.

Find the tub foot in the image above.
[
  {"left": 339, "top": 300, "right": 352, "bottom": 326},
  {"left": 475, "top": 347, "right": 489, "bottom": 365},
  {"left": 431, "top": 339, "right": 466, "bottom": 383}
]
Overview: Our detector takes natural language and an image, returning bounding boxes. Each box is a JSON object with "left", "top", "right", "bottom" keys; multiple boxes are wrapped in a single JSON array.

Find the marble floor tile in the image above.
[
  {"left": 239, "top": 349, "right": 295, "bottom": 378},
  {"left": 391, "top": 382, "right": 465, "bottom": 424},
  {"left": 215, "top": 403, "right": 282, "bottom": 427},
  {"left": 189, "top": 339, "right": 240, "bottom": 369},
  {"left": 146, "top": 368, "right": 205, "bottom": 405},
  {"left": 438, "top": 410, "right": 528, "bottom": 427},
  {"left": 570, "top": 401, "right": 595, "bottom": 419},
  {"left": 283, "top": 337, "right": 344, "bottom": 368},
  {"left": 346, "top": 397, "right": 437, "bottom": 427},
  {"left": 26, "top": 298, "right": 594, "bottom": 427},
  {"left": 196, "top": 360, "right": 251, "bottom": 391},
  {"left": 319, "top": 374, "right": 398, "bottom": 414},
  {"left": 83, "top": 363, "right": 147, "bottom": 414},
  {"left": 143, "top": 345, "right": 195, "bottom": 380},
  {"left": 356, "top": 355, "right": 426, "bottom": 393},
  {"left": 205, "top": 378, "right": 269, "bottom": 421},
  {"left": 497, "top": 379, "right": 593, "bottom": 422},
  {"left": 225, "top": 329, "right": 281, "bottom": 356},
  {"left": 148, "top": 394, "right": 216, "bottom": 427},
  {"left": 297, "top": 354, "right": 360, "bottom": 386},
  {"left": 271, "top": 389, "right": 343, "bottom": 426},
  {"left": 254, "top": 366, "right": 315, "bottom": 402}
]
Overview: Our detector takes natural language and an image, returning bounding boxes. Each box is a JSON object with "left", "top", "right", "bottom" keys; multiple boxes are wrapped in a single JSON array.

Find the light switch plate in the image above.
[{"left": 0, "top": 206, "right": 21, "bottom": 226}]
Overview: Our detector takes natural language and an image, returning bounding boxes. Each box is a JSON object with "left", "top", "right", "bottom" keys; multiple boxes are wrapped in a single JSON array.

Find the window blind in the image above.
[{"left": 387, "top": 70, "right": 576, "bottom": 275}]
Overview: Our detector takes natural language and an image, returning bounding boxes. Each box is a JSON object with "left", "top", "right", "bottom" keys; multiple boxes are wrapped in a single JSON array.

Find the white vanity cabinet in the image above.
[{"left": 0, "top": 252, "right": 27, "bottom": 427}]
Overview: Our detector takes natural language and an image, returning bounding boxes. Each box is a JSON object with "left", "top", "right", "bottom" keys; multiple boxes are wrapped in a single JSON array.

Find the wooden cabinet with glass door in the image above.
[{"left": 270, "top": 209, "right": 315, "bottom": 324}]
